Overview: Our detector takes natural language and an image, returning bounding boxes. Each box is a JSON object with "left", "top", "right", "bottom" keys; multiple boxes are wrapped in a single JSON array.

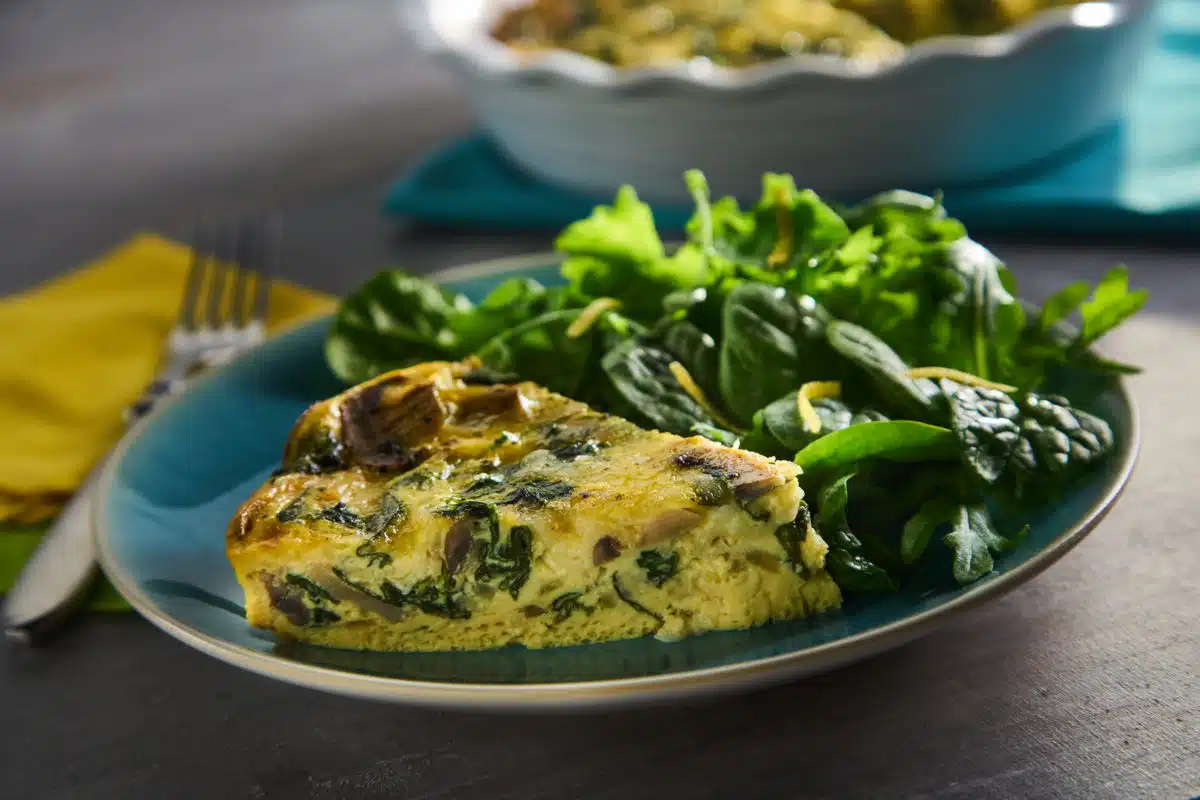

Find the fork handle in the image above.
[{"left": 2, "top": 459, "right": 105, "bottom": 639}]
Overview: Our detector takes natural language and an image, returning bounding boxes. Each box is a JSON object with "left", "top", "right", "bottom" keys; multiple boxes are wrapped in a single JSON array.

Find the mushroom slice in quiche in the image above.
[{"left": 226, "top": 359, "right": 841, "bottom": 652}]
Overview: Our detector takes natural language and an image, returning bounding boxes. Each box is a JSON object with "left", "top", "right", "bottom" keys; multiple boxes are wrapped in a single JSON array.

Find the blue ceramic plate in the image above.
[{"left": 94, "top": 254, "right": 1140, "bottom": 711}]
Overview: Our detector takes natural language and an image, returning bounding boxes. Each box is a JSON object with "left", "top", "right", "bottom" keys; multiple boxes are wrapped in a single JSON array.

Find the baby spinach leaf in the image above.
[
  {"left": 930, "top": 239, "right": 1025, "bottom": 380},
  {"left": 759, "top": 393, "right": 887, "bottom": 452},
  {"left": 604, "top": 340, "right": 715, "bottom": 434},
  {"left": 690, "top": 422, "right": 741, "bottom": 448},
  {"left": 476, "top": 309, "right": 593, "bottom": 396},
  {"left": 794, "top": 421, "right": 958, "bottom": 473},
  {"left": 940, "top": 380, "right": 1020, "bottom": 484},
  {"left": 649, "top": 318, "right": 721, "bottom": 404},
  {"left": 719, "top": 284, "right": 843, "bottom": 422},
  {"left": 814, "top": 472, "right": 896, "bottom": 593},
  {"left": 825, "top": 549, "right": 898, "bottom": 594},
  {"left": 943, "top": 504, "right": 1024, "bottom": 585},
  {"left": 900, "top": 495, "right": 958, "bottom": 564},
  {"left": 942, "top": 380, "right": 1115, "bottom": 501},
  {"left": 825, "top": 320, "right": 938, "bottom": 418},
  {"left": 325, "top": 271, "right": 463, "bottom": 384},
  {"left": 602, "top": 339, "right": 715, "bottom": 436}
]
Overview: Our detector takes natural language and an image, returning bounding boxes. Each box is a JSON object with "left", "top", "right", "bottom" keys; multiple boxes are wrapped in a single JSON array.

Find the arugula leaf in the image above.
[
  {"left": 838, "top": 189, "right": 947, "bottom": 228},
  {"left": 1038, "top": 281, "right": 1092, "bottom": 331},
  {"left": 825, "top": 320, "right": 938, "bottom": 419},
  {"left": 794, "top": 420, "right": 959, "bottom": 473},
  {"left": 452, "top": 277, "right": 556, "bottom": 354},
  {"left": 601, "top": 339, "right": 715, "bottom": 436},
  {"left": 942, "top": 380, "right": 1115, "bottom": 501},
  {"left": 1079, "top": 266, "right": 1149, "bottom": 347},
  {"left": 719, "top": 284, "right": 843, "bottom": 422},
  {"left": 476, "top": 309, "right": 593, "bottom": 396},
  {"left": 686, "top": 172, "right": 848, "bottom": 276},
  {"left": 556, "top": 185, "right": 665, "bottom": 266},
  {"left": 325, "top": 271, "right": 463, "bottom": 384},
  {"left": 804, "top": 191, "right": 969, "bottom": 361},
  {"left": 558, "top": 185, "right": 711, "bottom": 322},
  {"left": 751, "top": 173, "right": 850, "bottom": 267},
  {"left": 943, "top": 504, "right": 1024, "bottom": 585}
]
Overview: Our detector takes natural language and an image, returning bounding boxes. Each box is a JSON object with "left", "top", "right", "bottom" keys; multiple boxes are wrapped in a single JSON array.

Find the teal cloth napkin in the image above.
[{"left": 386, "top": 0, "right": 1200, "bottom": 234}]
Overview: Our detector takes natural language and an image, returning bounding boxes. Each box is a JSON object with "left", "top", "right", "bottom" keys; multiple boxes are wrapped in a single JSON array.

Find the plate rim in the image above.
[{"left": 93, "top": 252, "right": 1142, "bottom": 711}]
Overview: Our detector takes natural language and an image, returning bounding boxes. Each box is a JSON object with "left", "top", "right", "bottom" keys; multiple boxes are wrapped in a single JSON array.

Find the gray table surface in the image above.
[{"left": 1, "top": 1, "right": 1198, "bottom": 798}]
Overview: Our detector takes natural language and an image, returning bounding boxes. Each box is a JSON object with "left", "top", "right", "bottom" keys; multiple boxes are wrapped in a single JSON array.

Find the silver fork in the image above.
[{"left": 2, "top": 218, "right": 278, "bottom": 642}]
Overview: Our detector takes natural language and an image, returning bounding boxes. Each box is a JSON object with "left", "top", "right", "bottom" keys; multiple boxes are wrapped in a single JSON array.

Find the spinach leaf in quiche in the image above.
[
  {"left": 476, "top": 524, "right": 534, "bottom": 600},
  {"left": 636, "top": 549, "right": 680, "bottom": 587},
  {"left": 549, "top": 591, "right": 591, "bottom": 622},
  {"left": 316, "top": 502, "right": 365, "bottom": 530}
]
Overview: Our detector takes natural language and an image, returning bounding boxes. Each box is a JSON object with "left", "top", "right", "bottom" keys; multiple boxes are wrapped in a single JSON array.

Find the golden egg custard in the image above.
[{"left": 226, "top": 359, "right": 841, "bottom": 652}]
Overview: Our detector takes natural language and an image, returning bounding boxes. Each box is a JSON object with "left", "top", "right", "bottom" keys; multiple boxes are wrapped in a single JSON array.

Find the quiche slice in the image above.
[{"left": 226, "top": 359, "right": 841, "bottom": 652}]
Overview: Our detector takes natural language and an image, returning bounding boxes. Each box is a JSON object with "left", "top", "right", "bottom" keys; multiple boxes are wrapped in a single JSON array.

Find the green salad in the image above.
[{"left": 326, "top": 172, "right": 1146, "bottom": 594}]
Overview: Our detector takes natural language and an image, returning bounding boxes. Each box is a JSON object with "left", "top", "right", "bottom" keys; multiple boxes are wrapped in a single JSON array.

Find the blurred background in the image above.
[{"left": 1, "top": 0, "right": 476, "bottom": 294}]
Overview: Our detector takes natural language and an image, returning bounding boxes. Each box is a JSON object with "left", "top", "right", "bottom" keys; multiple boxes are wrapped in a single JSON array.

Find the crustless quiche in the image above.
[{"left": 226, "top": 359, "right": 841, "bottom": 651}]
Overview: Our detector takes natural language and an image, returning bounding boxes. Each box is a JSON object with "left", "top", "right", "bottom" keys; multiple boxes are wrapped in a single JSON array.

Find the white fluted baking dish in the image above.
[{"left": 401, "top": 0, "right": 1155, "bottom": 202}]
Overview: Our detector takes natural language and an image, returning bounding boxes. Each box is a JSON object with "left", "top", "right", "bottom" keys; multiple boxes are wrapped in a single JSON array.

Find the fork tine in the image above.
[
  {"left": 205, "top": 227, "right": 233, "bottom": 328},
  {"left": 179, "top": 225, "right": 210, "bottom": 330},
  {"left": 230, "top": 231, "right": 254, "bottom": 329},
  {"left": 250, "top": 215, "right": 280, "bottom": 325}
]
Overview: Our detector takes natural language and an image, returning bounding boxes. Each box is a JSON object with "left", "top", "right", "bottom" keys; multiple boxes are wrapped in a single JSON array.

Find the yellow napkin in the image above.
[{"left": 0, "top": 233, "right": 336, "bottom": 523}]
